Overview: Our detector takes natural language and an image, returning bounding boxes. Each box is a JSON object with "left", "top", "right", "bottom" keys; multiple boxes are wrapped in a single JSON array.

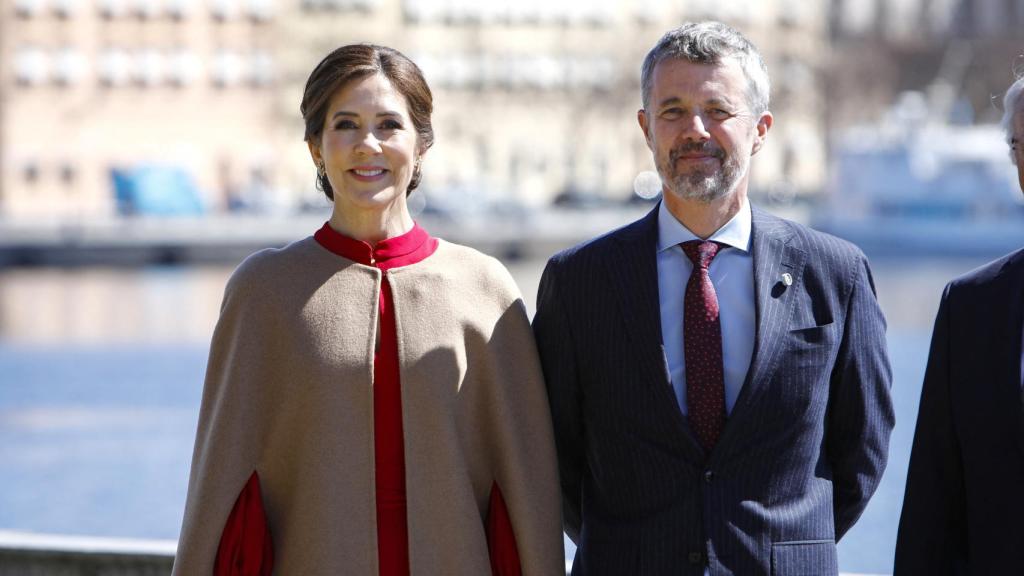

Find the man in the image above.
[
  {"left": 894, "top": 75, "right": 1024, "bottom": 574},
  {"left": 533, "top": 21, "right": 894, "bottom": 575}
]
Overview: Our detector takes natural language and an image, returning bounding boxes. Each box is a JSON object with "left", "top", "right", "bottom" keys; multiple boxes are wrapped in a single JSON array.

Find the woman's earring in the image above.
[{"left": 318, "top": 160, "right": 326, "bottom": 176}]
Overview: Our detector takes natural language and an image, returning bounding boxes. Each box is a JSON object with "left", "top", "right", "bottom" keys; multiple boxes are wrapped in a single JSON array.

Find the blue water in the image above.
[
  {"left": 0, "top": 344, "right": 206, "bottom": 540},
  {"left": 0, "top": 330, "right": 930, "bottom": 573}
]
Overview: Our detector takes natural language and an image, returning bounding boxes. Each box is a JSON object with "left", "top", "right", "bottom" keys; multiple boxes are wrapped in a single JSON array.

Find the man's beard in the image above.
[{"left": 660, "top": 142, "right": 748, "bottom": 203}]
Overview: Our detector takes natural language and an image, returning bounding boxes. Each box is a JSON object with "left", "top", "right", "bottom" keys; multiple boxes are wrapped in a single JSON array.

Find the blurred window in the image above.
[
  {"left": 210, "top": 0, "right": 238, "bottom": 21},
  {"left": 307, "top": 0, "right": 376, "bottom": 11},
  {"left": 444, "top": 55, "right": 478, "bottom": 89},
  {"left": 506, "top": 0, "right": 540, "bottom": 24},
  {"left": 132, "top": 0, "right": 161, "bottom": 19},
  {"left": 54, "top": 48, "right": 88, "bottom": 86},
  {"left": 529, "top": 56, "right": 564, "bottom": 90},
  {"left": 14, "top": 0, "right": 46, "bottom": 18},
  {"left": 98, "top": 48, "right": 132, "bottom": 87},
  {"left": 423, "top": 53, "right": 615, "bottom": 91},
  {"left": 14, "top": 48, "right": 50, "bottom": 86},
  {"left": 167, "top": 49, "right": 201, "bottom": 87},
  {"left": 249, "top": 51, "right": 274, "bottom": 87},
  {"left": 166, "top": 0, "right": 193, "bottom": 19},
  {"left": 97, "top": 0, "right": 128, "bottom": 19},
  {"left": 402, "top": 0, "right": 619, "bottom": 24},
  {"left": 402, "top": 0, "right": 440, "bottom": 21},
  {"left": 476, "top": 2, "right": 505, "bottom": 23},
  {"left": 211, "top": 50, "right": 246, "bottom": 87},
  {"left": 410, "top": 52, "right": 440, "bottom": 84},
  {"left": 681, "top": 0, "right": 716, "bottom": 19},
  {"left": 22, "top": 162, "right": 40, "bottom": 185},
  {"left": 566, "top": 57, "right": 614, "bottom": 89},
  {"left": 777, "top": 0, "right": 804, "bottom": 27},
  {"left": 631, "top": 0, "right": 662, "bottom": 24},
  {"left": 53, "top": 0, "right": 82, "bottom": 18},
  {"left": 60, "top": 163, "right": 77, "bottom": 185},
  {"left": 246, "top": 0, "right": 273, "bottom": 21},
  {"left": 446, "top": 0, "right": 479, "bottom": 24},
  {"left": 134, "top": 49, "right": 164, "bottom": 87},
  {"left": 580, "top": 0, "right": 614, "bottom": 26}
]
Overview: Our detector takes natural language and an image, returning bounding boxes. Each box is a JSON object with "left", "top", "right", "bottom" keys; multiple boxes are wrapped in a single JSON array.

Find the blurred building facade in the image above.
[
  {"left": 828, "top": 0, "right": 1024, "bottom": 129},
  {"left": 1, "top": 0, "right": 283, "bottom": 218},
  {"left": 16, "top": 0, "right": 1003, "bottom": 219},
  {"left": 274, "top": 0, "right": 828, "bottom": 212}
]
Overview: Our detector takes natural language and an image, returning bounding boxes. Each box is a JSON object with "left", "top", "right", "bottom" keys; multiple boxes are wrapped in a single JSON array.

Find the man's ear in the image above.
[
  {"left": 751, "top": 111, "right": 773, "bottom": 155},
  {"left": 637, "top": 108, "right": 654, "bottom": 151}
]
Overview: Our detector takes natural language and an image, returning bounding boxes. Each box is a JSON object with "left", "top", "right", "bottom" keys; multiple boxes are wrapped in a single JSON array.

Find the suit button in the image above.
[
  {"left": 688, "top": 552, "right": 704, "bottom": 564},
  {"left": 704, "top": 470, "right": 714, "bottom": 483}
]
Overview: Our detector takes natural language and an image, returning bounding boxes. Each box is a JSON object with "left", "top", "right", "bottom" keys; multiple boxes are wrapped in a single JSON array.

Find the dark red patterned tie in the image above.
[{"left": 681, "top": 240, "right": 726, "bottom": 453}]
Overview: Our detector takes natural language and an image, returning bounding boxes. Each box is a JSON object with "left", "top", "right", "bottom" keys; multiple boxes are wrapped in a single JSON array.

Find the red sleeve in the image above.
[
  {"left": 214, "top": 471, "right": 274, "bottom": 576},
  {"left": 486, "top": 482, "right": 522, "bottom": 576}
]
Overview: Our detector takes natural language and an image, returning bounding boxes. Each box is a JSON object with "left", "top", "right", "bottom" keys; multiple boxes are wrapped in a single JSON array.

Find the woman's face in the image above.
[{"left": 311, "top": 73, "right": 421, "bottom": 215}]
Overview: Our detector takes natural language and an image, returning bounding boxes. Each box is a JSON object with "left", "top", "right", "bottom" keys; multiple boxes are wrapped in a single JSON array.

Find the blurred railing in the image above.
[
  {"left": 0, "top": 209, "right": 652, "bottom": 266},
  {"left": 0, "top": 531, "right": 885, "bottom": 575},
  {"left": 0, "top": 531, "right": 174, "bottom": 576}
]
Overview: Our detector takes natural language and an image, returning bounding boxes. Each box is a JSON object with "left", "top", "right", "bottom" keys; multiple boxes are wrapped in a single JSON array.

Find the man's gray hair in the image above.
[
  {"left": 640, "top": 21, "right": 770, "bottom": 115},
  {"left": 1001, "top": 75, "right": 1024, "bottom": 145}
]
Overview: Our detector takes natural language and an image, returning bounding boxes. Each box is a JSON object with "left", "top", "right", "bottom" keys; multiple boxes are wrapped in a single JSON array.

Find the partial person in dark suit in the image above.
[
  {"left": 894, "top": 74, "right": 1024, "bottom": 575},
  {"left": 533, "top": 21, "right": 895, "bottom": 575}
]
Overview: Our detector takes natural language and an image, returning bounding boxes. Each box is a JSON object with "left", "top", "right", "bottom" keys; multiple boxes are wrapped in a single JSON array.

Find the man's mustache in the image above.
[{"left": 670, "top": 142, "right": 724, "bottom": 164}]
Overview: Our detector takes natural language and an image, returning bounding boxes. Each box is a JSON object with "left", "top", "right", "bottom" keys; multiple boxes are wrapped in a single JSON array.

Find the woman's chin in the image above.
[{"left": 336, "top": 188, "right": 408, "bottom": 213}]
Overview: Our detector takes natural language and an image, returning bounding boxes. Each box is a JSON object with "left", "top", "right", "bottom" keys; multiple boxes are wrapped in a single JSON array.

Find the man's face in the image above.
[{"left": 638, "top": 58, "right": 771, "bottom": 204}]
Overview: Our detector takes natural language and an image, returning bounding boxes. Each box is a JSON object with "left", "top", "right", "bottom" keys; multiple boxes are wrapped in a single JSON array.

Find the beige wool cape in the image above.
[{"left": 172, "top": 236, "right": 564, "bottom": 575}]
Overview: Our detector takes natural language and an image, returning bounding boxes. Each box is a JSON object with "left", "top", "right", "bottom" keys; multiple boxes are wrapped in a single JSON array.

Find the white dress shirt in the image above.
[{"left": 657, "top": 199, "right": 755, "bottom": 417}]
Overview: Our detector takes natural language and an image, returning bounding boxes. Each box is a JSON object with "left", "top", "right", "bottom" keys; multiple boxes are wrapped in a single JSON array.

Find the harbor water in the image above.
[{"left": 0, "top": 250, "right": 1002, "bottom": 574}]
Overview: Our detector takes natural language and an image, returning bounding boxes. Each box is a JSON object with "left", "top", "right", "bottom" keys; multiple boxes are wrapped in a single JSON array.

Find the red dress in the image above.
[{"left": 213, "top": 223, "right": 523, "bottom": 576}]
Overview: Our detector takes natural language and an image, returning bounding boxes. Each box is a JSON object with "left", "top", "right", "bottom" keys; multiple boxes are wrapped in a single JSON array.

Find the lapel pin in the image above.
[{"left": 781, "top": 273, "right": 793, "bottom": 286}]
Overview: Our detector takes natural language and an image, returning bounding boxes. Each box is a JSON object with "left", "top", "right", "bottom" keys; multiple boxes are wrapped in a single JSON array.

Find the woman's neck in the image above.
[{"left": 328, "top": 203, "right": 414, "bottom": 247}]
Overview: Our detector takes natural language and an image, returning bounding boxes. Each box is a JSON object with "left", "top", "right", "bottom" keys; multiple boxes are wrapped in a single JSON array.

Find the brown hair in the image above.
[{"left": 300, "top": 44, "right": 434, "bottom": 200}]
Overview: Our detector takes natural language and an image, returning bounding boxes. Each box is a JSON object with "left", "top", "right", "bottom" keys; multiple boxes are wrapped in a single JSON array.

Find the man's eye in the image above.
[
  {"left": 661, "top": 108, "right": 683, "bottom": 119},
  {"left": 708, "top": 108, "right": 732, "bottom": 120}
]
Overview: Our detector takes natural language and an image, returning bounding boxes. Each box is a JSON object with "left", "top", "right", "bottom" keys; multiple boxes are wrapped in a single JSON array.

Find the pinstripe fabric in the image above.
[
  {"left": 895, "top": 249, "right": 1024, "bottom": 574},
  {"left": 533, "top": 204, "right": 894, "bottom": 576}
]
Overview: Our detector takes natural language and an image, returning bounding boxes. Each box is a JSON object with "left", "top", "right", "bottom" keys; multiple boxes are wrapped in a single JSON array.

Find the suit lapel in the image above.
[
  {"left": 606, "top": 204, "right": 704, "bottom": 460},
  {"left": 992, "top": 250, "right": 1024, "bottom": 461},
  {"left": 719, "top": 208, "right": 804, "bottom": 442}
]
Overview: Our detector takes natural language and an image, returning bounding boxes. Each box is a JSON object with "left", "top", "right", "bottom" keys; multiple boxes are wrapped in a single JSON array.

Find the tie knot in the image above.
[{"left": 681, "top": 240, "right": 721, "bottom": 269}]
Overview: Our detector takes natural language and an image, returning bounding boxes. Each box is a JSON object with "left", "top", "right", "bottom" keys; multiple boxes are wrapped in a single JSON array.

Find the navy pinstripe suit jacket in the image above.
[
  {"left": 533, "top": 204, "right": 894, "bottom": 576},
  {"left": 895, "top": 248, "right": 1024, "bottom": 575}
]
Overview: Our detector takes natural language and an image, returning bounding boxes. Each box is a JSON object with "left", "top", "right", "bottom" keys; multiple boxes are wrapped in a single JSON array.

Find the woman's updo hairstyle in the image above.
[{"left": 300, "top": 44, "right": 434, "bottom": 200}]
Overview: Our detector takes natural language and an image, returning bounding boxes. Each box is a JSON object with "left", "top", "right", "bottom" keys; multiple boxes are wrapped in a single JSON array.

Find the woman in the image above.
[{"left": 171, "top": 44, "right": 564, "bottom": 575}]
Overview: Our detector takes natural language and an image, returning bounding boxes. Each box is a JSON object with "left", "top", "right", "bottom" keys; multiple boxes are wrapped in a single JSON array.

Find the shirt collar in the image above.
[
  {"left": 656, "top": 198, "right": 752, "bottom": 254},
  {"left": 314, "top": 221, "right": 437, "bottom": 270}
]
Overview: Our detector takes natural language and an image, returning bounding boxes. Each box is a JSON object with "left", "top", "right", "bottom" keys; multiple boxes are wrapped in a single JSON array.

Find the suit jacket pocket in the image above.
[
  {"left": 788, "top": 322, "right": 834, "bottom": 344},
  {"left": 771, "top": 540, "right": 837, "bottom": 576},
  {"left": 784, "top": 323, "right": 837, "bottom": 374}
]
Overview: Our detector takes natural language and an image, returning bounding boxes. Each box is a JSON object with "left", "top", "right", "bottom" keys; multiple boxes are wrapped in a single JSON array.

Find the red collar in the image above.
[{"left": 314, "top": 221, "right": 438, "bottom": 271}]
